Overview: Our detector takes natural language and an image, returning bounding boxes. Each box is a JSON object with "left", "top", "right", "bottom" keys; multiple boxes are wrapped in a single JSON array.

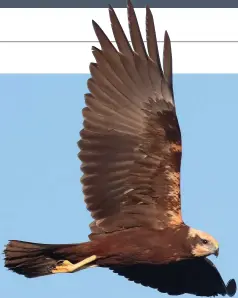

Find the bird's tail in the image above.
[{"left": 4, "top": 240, "right": 95, "bottom": 278}]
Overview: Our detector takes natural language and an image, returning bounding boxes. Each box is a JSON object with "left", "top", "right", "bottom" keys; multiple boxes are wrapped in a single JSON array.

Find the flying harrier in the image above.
[{"left": 4, "top": 1, "right": 236, "bottom": 296}]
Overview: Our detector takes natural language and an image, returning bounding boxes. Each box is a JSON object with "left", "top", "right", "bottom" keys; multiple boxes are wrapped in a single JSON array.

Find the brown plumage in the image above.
[{"left": 3, "top": 1, "right": 236, "bottom": 297}]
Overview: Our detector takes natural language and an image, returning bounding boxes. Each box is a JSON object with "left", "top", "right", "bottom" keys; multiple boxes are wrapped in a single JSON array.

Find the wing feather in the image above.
[
  {"left": 110, "top": 259, "right": 236, "bottom": 297},
  {"left": 146, "top": 5, "right": 163, "bottom": 75},
  {"left": 163, "top": 31, "right": 173, "bottom": 96},
  {"left": 78, "top": 1, "right": 183, "bottom": 237}
]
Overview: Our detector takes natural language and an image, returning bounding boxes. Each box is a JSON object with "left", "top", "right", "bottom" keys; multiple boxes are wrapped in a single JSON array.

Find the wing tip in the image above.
[
  {"left": 146, "top": 5, "right": 153, "bottom": 24},
  {"left": 108, "top": 3, "right": 114, "bottom": 14},
  {"left": 164, "top": 30, "right": 170, "bottom": 41},
  {"left": 127, "top": 0, "right": 135, "bottom": 15},
  {"left": 146, "top": 4, "right": 152, "bottom": 16},
  {"left": 92, "top": 19, "right": 104, "bottom": 35},
  {"left": 108, "top": 3, "right": 118, "bottom": 23},
  {"left": 92, "top": 19, "right": 98, "bottom": 30},
  {"left": 226, "top": 279, "right": 236, "bottom": 297},
  {"left": 127, "top": 0, "right": 133, "bottom": 8}
]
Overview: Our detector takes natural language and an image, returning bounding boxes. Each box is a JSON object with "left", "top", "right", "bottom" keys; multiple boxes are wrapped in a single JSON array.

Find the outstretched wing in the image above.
[
  {"left": 110, "top": 258, "right": 236, "bottom": 297},
  {"left": 78, "top": 0, "right": 183, "bottom": 237}
]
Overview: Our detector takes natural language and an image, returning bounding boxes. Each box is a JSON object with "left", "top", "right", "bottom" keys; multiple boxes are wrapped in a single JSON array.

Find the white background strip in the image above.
[
  {"left": 0, "top": 8, "right": 238, "bottom": 41},
  {"left": 0, "top": 8, "right": 237, "bottom": 73},
  {"left": 0, "top": 42, "right": 237, "bottom": 74}
]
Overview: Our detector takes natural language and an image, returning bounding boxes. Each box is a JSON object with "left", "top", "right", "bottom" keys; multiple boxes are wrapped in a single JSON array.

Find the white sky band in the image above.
[
  {"left": 0, "top": 8, "right": 237, "bottom": 73},
  {"left": 0, "top": 8, "right": 238, "bottom": 42},
  {"left": 0, "top": 42, "right": 238, "bottom": 73}
]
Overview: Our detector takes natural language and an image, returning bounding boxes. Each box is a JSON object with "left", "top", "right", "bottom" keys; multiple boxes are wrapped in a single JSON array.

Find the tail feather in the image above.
[{"left": 4, "top": 240, "right": 92, "bottom": 278}]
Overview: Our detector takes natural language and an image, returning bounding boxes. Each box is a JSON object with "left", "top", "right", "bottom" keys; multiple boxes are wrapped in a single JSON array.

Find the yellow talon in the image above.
[
  {"left": 52, "top": 260, "right": 74, "bottom": 274},
  {"left": 51, "top": 255, "right": 97, "bottom": 274}
]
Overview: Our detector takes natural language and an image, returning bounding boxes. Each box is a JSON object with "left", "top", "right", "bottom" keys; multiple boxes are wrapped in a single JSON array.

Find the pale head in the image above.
[{"left": 188, "top": 228, "right": 219, "bottom": 258}]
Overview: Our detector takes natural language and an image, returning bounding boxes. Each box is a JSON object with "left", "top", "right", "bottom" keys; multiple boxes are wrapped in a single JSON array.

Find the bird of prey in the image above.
[{"left": 4, "top": 1, "right": 236, "bottom": 297}]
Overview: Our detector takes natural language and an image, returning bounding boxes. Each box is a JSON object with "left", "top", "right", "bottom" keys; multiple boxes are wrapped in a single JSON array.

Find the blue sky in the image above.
[{"left": 0, "top": 74, "right": 237, "bottom": 298}]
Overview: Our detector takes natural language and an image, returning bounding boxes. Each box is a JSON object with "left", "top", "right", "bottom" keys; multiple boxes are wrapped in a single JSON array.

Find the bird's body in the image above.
[
  {"left": 81, "top": 226, "right": 190, "bottom": 266},
  {"left": 3, "top": 0, "right": 236, "bottom": 296}
]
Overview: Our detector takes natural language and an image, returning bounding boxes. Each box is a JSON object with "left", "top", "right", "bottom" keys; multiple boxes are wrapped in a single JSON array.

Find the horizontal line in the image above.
[{"left": 0, "top": 40, "right": 238, "bottom": 43}]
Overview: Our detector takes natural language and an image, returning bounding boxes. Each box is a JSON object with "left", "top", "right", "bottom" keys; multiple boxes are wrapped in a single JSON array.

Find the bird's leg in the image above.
[{"left": 51, "top": 255, "right": 97, "bottom": 274}]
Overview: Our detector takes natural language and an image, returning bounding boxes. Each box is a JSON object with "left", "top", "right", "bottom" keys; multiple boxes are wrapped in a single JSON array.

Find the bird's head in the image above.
[{"left": 188, "top": 228, "right": 219, "bottom": 258}]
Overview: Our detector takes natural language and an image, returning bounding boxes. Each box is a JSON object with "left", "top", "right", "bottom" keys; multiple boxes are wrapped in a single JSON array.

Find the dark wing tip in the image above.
[
  {"left": 108, "top": 3, "right": 117, "bottom": 22},
  {"left": 127, "top": 0, "right": 133, "bottom": 8},
  {"left": 92, "top": 19, "right": 99, "bottom": 29},
  {"left": 146, "top": 5, "right": 153, "bottom": 22},
  {"left": 92, "top": 19, "right": 98, "bottom": 32},
  {"left": 164, "top": 30, "right": 170, "bottom": 41},
  {"left": 108, "top": 4, "right": 114, "bottom": 13},
  {"left": 226, "top": 279, "right": 236, "bottom": 297}
]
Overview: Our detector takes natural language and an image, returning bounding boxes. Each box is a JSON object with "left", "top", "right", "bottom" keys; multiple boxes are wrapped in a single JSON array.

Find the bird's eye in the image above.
[{"left": 202, "top": 239, "right": 208, "bottom": 244}]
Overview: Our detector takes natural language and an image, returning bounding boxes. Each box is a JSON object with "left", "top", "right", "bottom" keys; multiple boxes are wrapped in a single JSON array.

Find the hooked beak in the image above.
[{"left": 214, "top": 248, "right": 219, "bottom": 257}]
